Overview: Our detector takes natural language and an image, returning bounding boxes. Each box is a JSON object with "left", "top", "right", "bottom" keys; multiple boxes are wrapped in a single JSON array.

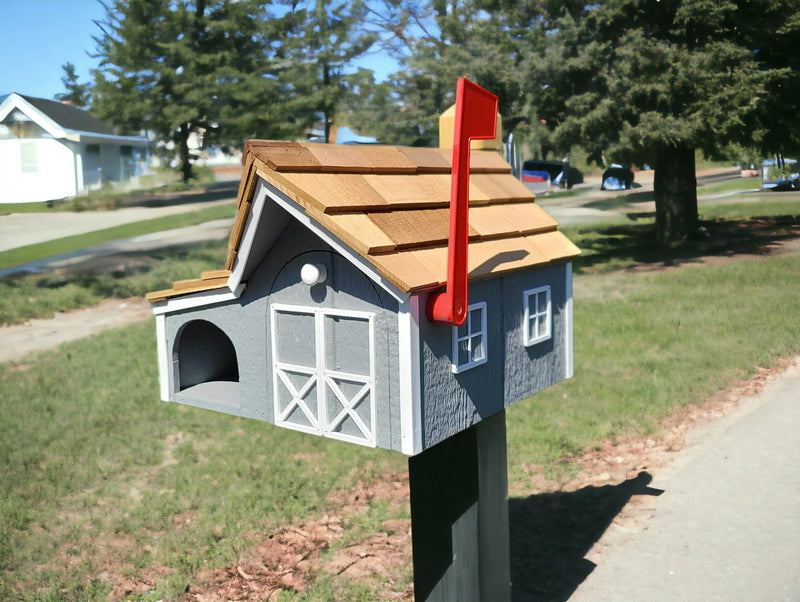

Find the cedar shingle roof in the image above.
[{"left": 147, "top": 141, "right": 579, "bottom": 303}]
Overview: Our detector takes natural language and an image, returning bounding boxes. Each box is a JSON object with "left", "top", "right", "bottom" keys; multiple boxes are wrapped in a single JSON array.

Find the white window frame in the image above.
[
  {"left": 523, "top": 285, "right": 552, "bottom": 347},
  {"left": 451, "top": 301, "right": 488, "bottom": 373},
  {"left": 270, "top": 303, "right": 377, "bottom": 447},
  {"left": 20, "top": 142, "right": 38, "bottom": 174}
]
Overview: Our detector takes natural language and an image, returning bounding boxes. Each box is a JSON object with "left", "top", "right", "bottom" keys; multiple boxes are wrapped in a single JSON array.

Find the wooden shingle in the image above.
[{"left": 149, "top": 141, "right": 578, "bottom": 303}]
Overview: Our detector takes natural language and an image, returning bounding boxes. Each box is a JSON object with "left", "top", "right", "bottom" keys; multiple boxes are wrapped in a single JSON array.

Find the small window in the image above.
[
  {"left": 20, "top": 142, "right": 38, "bottom": 173},
  {"left": 524, "top": 286, "right": 551, "bottom": 346},
  {"left": 452, "top": 302, "right": 487, "bottom": 373}
]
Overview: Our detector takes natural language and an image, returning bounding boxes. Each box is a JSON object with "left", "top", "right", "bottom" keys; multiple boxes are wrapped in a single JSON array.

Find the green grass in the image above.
[
  {"left": 0, "top": 202, "right": 236, "bottom": 272},
  {"left": 697, "top": 176, "right": 762, "bottom": 195},
  {"left": 0, "top": 239, "right": 230, "bottom": 326},
  {"left": 507, "top": 253, "right": 800, "bottom": 482},
  {"left": 3, "top": 249, "right": 799, "bottom": 598},
  {"left": 700, "top": 199, "right": 800, "bottom": 221},
  {"left": 0, "top": 323, "right": 406, "bottom": 599},
  {"left": 3, "top": 200, "right": 800, "bottom": 598}
]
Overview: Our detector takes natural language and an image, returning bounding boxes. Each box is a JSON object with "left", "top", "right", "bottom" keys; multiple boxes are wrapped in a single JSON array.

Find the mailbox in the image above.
[
  {"left": 147, "top": 79, "right": 580, "bottom": 601},
  {"left": 147, "top": 126, "right": 578, "bottom": 456}
]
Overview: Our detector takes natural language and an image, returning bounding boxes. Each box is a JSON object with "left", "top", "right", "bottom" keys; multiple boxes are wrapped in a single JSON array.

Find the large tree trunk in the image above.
[
  {"left": 653, "top": 143, "right": 699, "bottom": 243},
  {"left": 177, "top": 124, "right": 193, "bottom": 184}
]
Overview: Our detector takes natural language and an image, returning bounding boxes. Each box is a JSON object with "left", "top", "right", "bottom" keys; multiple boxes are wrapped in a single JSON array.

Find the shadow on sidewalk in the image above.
[{"left": 510, "top": 471, "right": 663, "bottom": 601}]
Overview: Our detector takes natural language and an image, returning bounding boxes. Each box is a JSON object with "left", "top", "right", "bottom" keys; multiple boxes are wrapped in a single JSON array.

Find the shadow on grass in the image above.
[
  {"left": 510, "top": 472, "right": 663, "bottom": 601},
  {"left": 120, "top": 180, "right": 240, "bottom": 209},
  {"left": 573, "top": 214, "right": 800, "bottom": 273}
]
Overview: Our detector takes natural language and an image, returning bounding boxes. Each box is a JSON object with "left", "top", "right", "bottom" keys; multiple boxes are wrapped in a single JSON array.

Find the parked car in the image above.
[
  {"left": 601, "top": 164, "right": 634, "bottom": 190},
  {"left": 521, "top": 160, "right": 583, "bottom": 189},
  {"left": 761, "top": 158, "right": 798, "bottom": 191},
  {"left": 764, "top": 173, "right": 799, "bottom": 191}
]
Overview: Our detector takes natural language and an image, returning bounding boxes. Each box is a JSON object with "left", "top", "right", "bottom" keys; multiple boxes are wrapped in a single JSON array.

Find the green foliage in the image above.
[
  {"left": 55, "top": 62, "right": 91, "bottom": 107},
  {"left": 504, "top": 0, "right": 799, "bottom": 240},
  {"left": 91, "top": 0, "right": 307, "bottom": 181},
  {"left": 282, "top": 1, "right": 378, "bottom": 142},
  {"left": 532, "top": 1, "right": 782, "bottom": 166}
]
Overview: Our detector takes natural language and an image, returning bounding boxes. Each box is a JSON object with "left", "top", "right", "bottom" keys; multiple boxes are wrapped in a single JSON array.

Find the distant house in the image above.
[{"left": 0, "top": 93, "right": 148, "bottom": 203}]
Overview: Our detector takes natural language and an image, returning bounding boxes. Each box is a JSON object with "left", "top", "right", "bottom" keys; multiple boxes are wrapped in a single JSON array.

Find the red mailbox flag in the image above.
[{"left": 427, "top": 78, "right": 498, "bottom": 326}]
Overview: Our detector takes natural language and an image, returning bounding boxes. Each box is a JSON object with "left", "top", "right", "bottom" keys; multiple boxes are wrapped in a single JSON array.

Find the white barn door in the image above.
[{"left": 270, "top": 304, "right": 376, "bottom": 446}]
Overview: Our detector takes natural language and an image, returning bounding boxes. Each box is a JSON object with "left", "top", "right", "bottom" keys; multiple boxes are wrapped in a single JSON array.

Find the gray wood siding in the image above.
[
  {"left": 164, "top": 217, "right": 402, "bottom": 451},
  {"left": 418, "top": 263, "right": 571, "bottom": 450},
  {"left": 502, "top": 263, "right": 570, "bottom": 406},
  {"left": 418, "top": 280, "right": 506, "bottom": 450}
]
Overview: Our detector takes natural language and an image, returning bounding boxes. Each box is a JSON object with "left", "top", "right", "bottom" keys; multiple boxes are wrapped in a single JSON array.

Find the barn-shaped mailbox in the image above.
[{"left": 147, "top": 140, "right": 579, "bottom": 455}]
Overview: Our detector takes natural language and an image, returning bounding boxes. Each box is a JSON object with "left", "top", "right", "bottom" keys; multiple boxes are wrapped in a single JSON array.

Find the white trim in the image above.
[
  {"left": 62, "top": 131, "right": 148, "bottom": 145},
  {"left": 564, "top": 262, "right": 574, "bottom": 378},
  {"left": 451, "top": 301, "right": 488, "bottom": 374},
  {"left": 398, "top": 296, "right": 423, "bottom": 455},
  {"left": 262, "top": 181, "right": 408, "bottom": 304},
  {"left": 155, "top": 314, "right": 171, "bottom": 401},
  {"left": 522, "top": 285, "right": 552, "bottom": 347},
  {"left": 229, "top": 180, "right": 269, "bottom": 291},
  {"left": 270, "top": 302, "right": 378, "bottom": 447},
  {"left": 0, "top": 94, "right": 146, "bottom": 145},
  {"left": 0, "top": 94, "right": 65, "bottom": 138},
  {"left": 150, "top": 284, "right": 245, "bottom": 316}
]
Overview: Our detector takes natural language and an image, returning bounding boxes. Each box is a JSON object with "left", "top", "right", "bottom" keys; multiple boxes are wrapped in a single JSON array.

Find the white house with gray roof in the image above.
[{"left": 0, "top": 93, "right": 148, "bottom": 203}]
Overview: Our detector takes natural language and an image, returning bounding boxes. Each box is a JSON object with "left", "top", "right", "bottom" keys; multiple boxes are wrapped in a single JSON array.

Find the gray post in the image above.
[{"left": 409, "top": 410, "right": 511, "bottom": 602}]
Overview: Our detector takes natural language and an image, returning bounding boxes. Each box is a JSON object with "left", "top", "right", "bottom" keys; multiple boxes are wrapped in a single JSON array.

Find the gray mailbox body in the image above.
[{"left": 148, "top": 141, "right": 579, "bottom": 455}]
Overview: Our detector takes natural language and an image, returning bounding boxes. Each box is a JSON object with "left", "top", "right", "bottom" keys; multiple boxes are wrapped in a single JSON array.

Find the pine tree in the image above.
[
  {"left": 530, "top": 0, "right": 799, "bottom": 242},
  {"left": 280, "top": 0, "right": 378, "bottom": 143},
  {"left": 351, "top": 1, "right": 550, "bottom": 147},
  {"left": 55, "top": 62, "right": 92, "bottom": 107},
  {"left": 91, "top": 0, "right": 303, "bottom": 182}
]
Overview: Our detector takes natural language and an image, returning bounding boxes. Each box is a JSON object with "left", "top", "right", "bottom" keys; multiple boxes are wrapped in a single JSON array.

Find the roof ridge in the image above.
[{"left": 243, "top": 140, "right": 511, "bottom": 175}]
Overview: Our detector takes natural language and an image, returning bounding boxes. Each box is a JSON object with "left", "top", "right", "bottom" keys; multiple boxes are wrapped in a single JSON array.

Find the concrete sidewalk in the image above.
[{"left": 569, "top": 360, "right": 800, "bottom": 601}]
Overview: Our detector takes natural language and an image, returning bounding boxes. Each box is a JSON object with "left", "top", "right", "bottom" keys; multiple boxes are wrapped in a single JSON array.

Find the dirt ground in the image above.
[{"left": 4, "top": 210, "right": 800, "bottom": 600}]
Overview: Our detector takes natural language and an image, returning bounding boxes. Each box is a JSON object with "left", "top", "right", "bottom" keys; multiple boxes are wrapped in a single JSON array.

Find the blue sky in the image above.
[
  {"left": 0, "top": 0, "right": 399, "bottom": 102},
  {"left": 0, "top": 0, "right": 107, "bottom": 99}
]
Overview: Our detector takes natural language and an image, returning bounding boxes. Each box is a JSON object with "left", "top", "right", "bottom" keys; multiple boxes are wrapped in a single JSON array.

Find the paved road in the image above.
[
  {"left": 0, "top": 182, "right": 238, "bottom": 277},
  {"left": 0, "top": 218, "right": 234, "bottom": 279},
  {"left": 569, "top": 360, "right": 800, "bottom": 601},
  {"left": 0, "top": 180, "right": 238, "bottom": 253}
]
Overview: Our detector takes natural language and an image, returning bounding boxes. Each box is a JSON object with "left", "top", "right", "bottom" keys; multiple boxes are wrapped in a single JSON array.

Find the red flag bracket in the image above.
[{"left": 427, "top": 78, "right": 498, "bottom": 326}]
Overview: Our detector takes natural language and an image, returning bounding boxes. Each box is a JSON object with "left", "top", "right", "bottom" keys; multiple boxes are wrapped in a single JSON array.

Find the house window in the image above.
[
  {"left": 452, "top": 302, "right": 487, "bottom": 373},
  {"left": 20, "top": 142, "right": 38, "bottom": 173},
  {"left": 523, "top": 286, "right": 551, "bottom": 346}
]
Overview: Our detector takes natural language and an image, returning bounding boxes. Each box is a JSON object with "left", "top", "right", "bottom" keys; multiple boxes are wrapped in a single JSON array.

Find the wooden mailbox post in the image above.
[{"left": 147, "top": 80, "right": 579, "bottom": 600}]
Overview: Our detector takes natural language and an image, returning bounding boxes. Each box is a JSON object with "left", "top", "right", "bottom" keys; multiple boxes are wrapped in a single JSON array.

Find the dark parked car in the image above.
[
  {"left": 761, "top": 158, "right": 798, "bottom": 191},
  {"left": 764, "top": 173, "right": 799, "bottom": 191},
  {"left": 601, "top": 165, "right": 634, "bottom": 190},
  {"left": 521, "top": 160, "right": 583, "bottom": 189}
]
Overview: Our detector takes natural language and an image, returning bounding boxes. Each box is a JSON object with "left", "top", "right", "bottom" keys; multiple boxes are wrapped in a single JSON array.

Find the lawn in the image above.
[
  {"left": 2, "top": 202, "right": 800, "bottom": 599},
  {"left": 0, "top": 239, "right": 230, "bottom": 326}
]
